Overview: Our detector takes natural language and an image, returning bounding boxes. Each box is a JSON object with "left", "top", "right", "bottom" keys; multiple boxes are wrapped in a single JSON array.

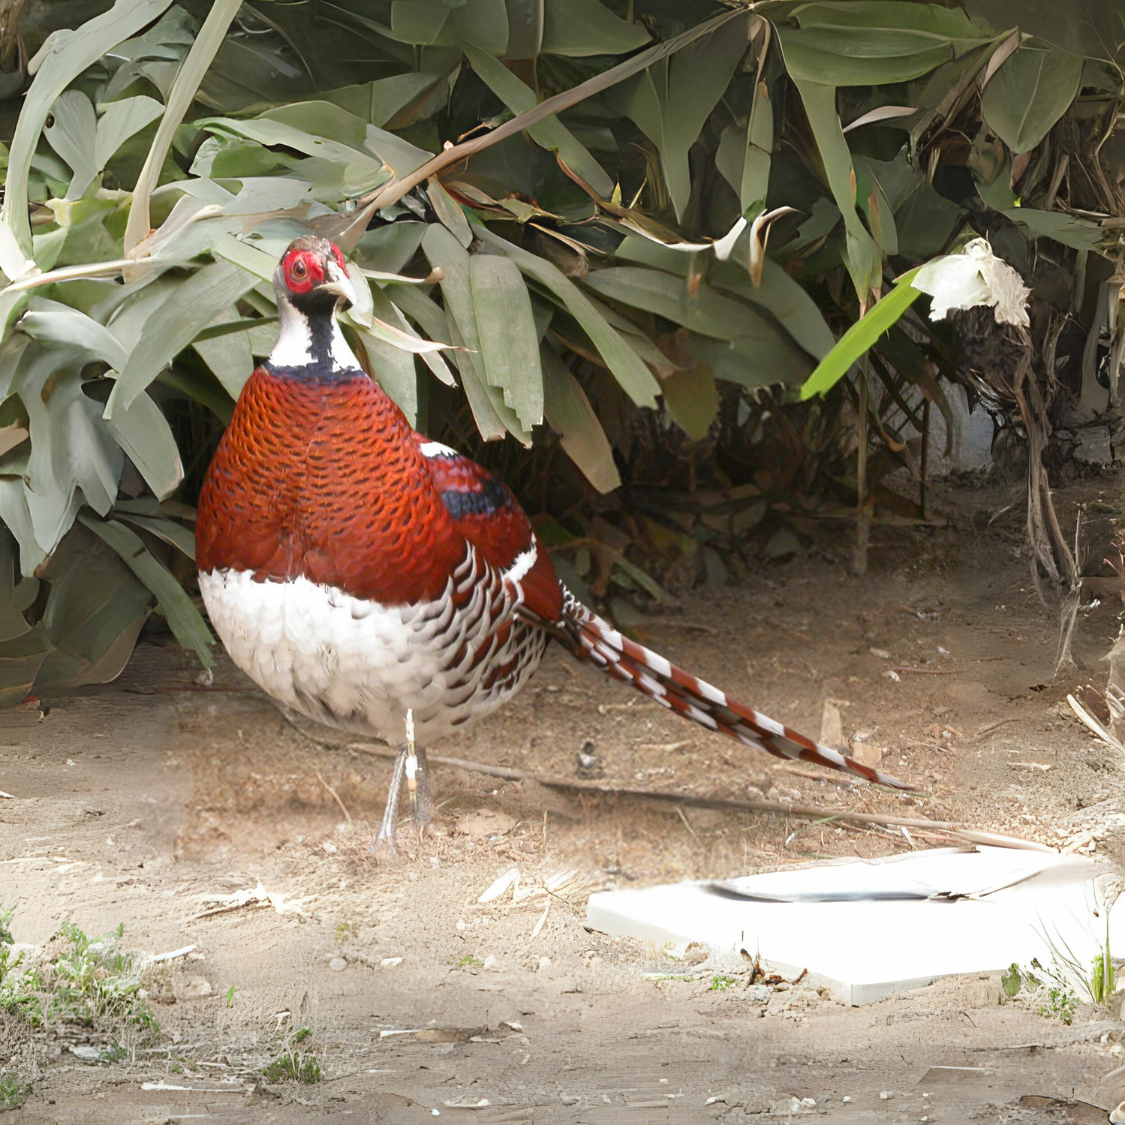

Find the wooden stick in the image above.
[{"left": 340, "top": 742, "right": 1052, "bottom": 852}]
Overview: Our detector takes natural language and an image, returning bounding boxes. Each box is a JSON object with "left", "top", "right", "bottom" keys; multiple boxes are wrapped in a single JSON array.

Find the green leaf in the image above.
[
  {"left": 541, "top": 349, "right": 621, "bottom": 493},
  {"left": 792, "top": 78, "right": 882, "bottom": 304},
  {"left": 540, "top": 0, "right": 649, "bottom": 57},
  {"left": 470, "top": 254, "right": 544, "bottom": 429},
  {"left": 799, "top": 267, "right": 923, "bottom": 400},
  {"left": 716, "top": 79, "right": 774, "bottom": 215},
  {"left": 427, "top": 178, "right": 473, "bottom": 249},
  {"left": 461, "top": 43, "right": 613, "bottom": 198},
  {"left": 617, "top": 25, "right": 749, "bottom": 222},
  {"left": 614, "top": 236, "right": 836, "bottom": 360},
  {"left": 0, "top": 0, "right": 172, "bottom": 271},
  {"left": 475, "top": 227, "right": 658, "bottom": 408},
  {"left": 20, "top": 299, "right": 130, "bottom": 370},
  {"left": 113, "top": 512, "right": 196, "bottom": 560},
  {"left": 94, "top": 95, "right": 165, "bottom": 169},
  {"left": 34, "top": 522, "right": 154, "bottom": 694},
  {"left": 981, "top": 38, "right": 1085, "bottom": 154},
  {"left": 78, "top": 512, "right": 214, "bottom": 668},
  {"left": 422, "top": 224, "right": 531, "bottom": 444},
  {"left": 662, "top": 367, "right": 720, "bottom": 440},
  {"left": 356, "top": 286, "right": 423, "bottom": 424},
  {"left": 103, "top": 390, "right": 184, "bottom": 500},
  {"left": 998, "top": 207, "right": 1103, "bottom": 250},
  {"left": 43, "top": 91, "right": 98, "bottom": 201},
  {"left": 193, "top": 307, "right": 255, "bottom": 399},
  {"left": 105, "top": 259, "right": 259, "bottom": 418},
  {"left": 774, "top": 2, "right": 987, "bottom": 85},
  {"left": 123, "top": 0, "right": 243, "bottom": 254}
]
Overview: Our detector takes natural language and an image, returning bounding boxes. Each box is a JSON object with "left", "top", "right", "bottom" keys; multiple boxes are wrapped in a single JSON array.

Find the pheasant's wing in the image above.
[{"left": 412, "top": 437, "right": 564, "bottom": 623}]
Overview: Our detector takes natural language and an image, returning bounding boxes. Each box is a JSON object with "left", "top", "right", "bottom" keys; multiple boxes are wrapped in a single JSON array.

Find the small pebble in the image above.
[
  {"left": 380, "top": 957, "right": 403, "bottom": 968},
  {"left": 842, "top": 1096, "right": 851, "bottom": 1103},
  {"left": 322, "top": 841, "right": 337, "bottom": 854},
  {"left": 879, "top": 1091, "right": 892, "bottom": 1100},
  {"left": 66, "top": 759, "right": 75, "bottom": 767},
  {"left": 328, "top": 957, "right": 347, "bottom": 972},
  {"left": 483, "top": 955, "right": 497, "bottom": 970},
  {"left": 456, "top": 920, "right": 466, "bottom": 931},
  {"left": 537, "top": 956, "right": 551, "bottom": 972}
]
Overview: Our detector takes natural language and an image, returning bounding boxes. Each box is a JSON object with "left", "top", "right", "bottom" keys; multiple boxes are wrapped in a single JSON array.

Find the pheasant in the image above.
[{"left": 196, "top": 235, "right": 909, "bottom": 846}]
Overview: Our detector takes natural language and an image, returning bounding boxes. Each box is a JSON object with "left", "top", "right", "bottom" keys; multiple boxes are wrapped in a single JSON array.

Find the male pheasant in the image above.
[{"left": 196, "top": 235, "right": 908, "bottom": 846}]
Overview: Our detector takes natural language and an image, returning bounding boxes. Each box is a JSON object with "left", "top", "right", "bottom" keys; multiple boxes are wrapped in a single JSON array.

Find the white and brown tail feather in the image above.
[{"left": 550, "top": 589, "right": 910, "bottom": 790}]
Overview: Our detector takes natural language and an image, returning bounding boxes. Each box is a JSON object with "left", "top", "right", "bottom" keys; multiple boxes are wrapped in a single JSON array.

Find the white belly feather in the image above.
[{"left": 198, "top": 549, "right": 546, "bottom": 742}]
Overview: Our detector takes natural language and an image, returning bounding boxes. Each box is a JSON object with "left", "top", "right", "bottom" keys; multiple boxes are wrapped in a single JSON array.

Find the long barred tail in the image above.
[{"left": 557, "top": 590, "right": 911, "bottom": 790}]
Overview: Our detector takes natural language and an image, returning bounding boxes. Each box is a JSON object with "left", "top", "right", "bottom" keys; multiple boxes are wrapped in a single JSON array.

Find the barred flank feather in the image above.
[{"left": 556, "top": 590, "right": 911, "bottom": 790}]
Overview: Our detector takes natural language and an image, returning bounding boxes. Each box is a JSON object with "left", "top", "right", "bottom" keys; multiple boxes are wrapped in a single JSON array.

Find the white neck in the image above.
[{"left": 268, "top": 294, "right": 361, "bottom": 374}]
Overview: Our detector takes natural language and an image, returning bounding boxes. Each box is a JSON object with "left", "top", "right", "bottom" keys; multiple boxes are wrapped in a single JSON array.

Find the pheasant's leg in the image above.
[
  {"left": 374, "top": 711, "right": 434, "bottom": 851},
  {"left": 403, "top": 710, "right": 434, "bottom": 842},
  {"left": 375, "top": 748, "right": 407, "bottom": 850}
]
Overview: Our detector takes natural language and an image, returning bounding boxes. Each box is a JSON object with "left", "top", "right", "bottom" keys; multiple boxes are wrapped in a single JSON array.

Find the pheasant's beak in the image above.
[{"left": 322, "top": 258, "right": 357, "bottom": 308}]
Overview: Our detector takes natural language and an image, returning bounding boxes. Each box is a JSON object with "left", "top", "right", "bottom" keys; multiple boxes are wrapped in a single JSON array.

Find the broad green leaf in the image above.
[
  {"left": 662, "top": 367, "right": 720, "bottom": 441},
  {"left": 198, "top": 115, "right": 388, "bottom": 193},
  {"left": 34, "top": 523, "right": 153, "bottom": 693},
  {"left": 11, "top": 345, "right": 122, "bottom": 524},
  {"left": 321, "top": 73, "right": 450, "bottom": 128},
  {"left": 618, "top": 26, "right": 749, "bottom": 221},
  {"left": 450, "top": 0, "right": 509, "bottom": 55},
  {"left": 124, "top": 0, "right": 243, "bottom": 254},
  {"left": 799, "top": 267, "right": 923, "bottom": 400},
  {"left": 78, "top": 512, "right": 214, "bottom": 668},
  {"left": 427, "top": 178, "right": 473, "bottom": 248},
  {"left": 982, "top": 38, "right": 1085, "bottom": 154},
  {"left": 359, "top": 286, "right": 422, "bottom": 424},
  {"left": 104, "top": 389, "right": 184, "bottom": 499},
  {"left": 541, "top": 0, "right": 649, "bottom": 57},
  {"left": 194, "top": 306, "right": 255, "bottom": 399},
  {"left": 475, "top": 227, "right": 658, "bottom": 408},
  {"left": 0, "top": 620, "right": 52, "bottom": 707},
  {"left": 43, "top": 91, "right": 98, "bottom": 201},
  {"left": 614, "top": 235, "right": 836, "bottom": 360},
  {"left": 792, "top": 78, "right": 882, "bottom": 304},
  {"left": 94, "top": 95, "right": 165, "bottom": 169},
  {"left": 387, "top": 285, "right": 458, "bottom": 386},
  {"left": 356, "top": 222, "right": 427, "bottom": 275},
  {"left": 0, "top": 479, "right": 49, "bottom": 576},
  {"left": 390, "top": 1, "right": 454, "bottom": 45},
  {"left": 774, "top": 2, "right": 987, "bottom": 85},
  {"left": 998, "top": 207, "right": 1103, "bottom": 251},
  {"left": 470, "top": 254, "right": 544, "bottom": 429},
  {"left": 716, "top": 79, "right": 774, "bottom": 215},
  {"left": 105, "top": 259, "right": 258, "bottom": 417},
  {"left": 541, "top": 349, "right": 621, "bottom": 492},
  {"left": 20, "top": 299, "right": 130, "bottom": 370},
  {"left": 0, "top": 532, "right": 38, "bottom": 643},
  {"left": 423, "top": 224, "right": 531, "bottom": 443},
  {"left": 114, "top": 512, "right": 196, "bottom": 560},
  {"left": 1, "top": 0, "right": 172, "bottom": 270},
  {"left": 461, "top": 43, "right": 613, "bottom": 198}
]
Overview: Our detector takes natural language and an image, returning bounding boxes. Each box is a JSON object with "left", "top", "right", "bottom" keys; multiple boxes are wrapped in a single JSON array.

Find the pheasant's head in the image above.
[{"left": 269, "top": 235, "right": 360, "bottom": 375}]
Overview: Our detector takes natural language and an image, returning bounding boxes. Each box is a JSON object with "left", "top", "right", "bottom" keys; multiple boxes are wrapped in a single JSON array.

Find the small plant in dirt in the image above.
[
  {"left": 0, "top": 1072, "right": 30, "bottom": 1112},
  {"left": 335, "top": 922, "right": 358, "bottom": 944},
  {"left": 262, "top": 1028, "right": 320, "bottom": 1085},
  {"left": 710, "top": 976, "right": 736, "bottom": 992},
  {"left": 0, "top": 911, "right": 158, "bottom": 1051},
  {"left": 225, "top": 985, "right": 235, "bottom": 1008},
  {"left": 44, "top": 922, "right": 158, "bottom": 1040},
  {"left": 458, "top": 955, "right": 483, "bottom": 972}
]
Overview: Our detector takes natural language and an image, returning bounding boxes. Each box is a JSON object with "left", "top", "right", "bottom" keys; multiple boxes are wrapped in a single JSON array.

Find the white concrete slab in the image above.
[{"left": 586, "top": 848, "right": 1125, "bottom": 1005}]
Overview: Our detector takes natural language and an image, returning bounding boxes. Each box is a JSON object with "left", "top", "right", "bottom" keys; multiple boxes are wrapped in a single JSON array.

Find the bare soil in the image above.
[{"left": 4, "top": 477, "right": 1125, "bottom": 1123}]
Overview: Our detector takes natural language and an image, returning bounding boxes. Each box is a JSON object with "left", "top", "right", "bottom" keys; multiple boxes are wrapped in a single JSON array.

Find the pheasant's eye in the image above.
[{"left": 292, "top": 258, "right": 307, "bottom": 279}]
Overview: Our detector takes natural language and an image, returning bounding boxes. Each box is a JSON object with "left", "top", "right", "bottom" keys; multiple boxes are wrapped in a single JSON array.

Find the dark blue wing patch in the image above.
[{"left": 440, "top": 476, "right": 513, "bottom": 520}]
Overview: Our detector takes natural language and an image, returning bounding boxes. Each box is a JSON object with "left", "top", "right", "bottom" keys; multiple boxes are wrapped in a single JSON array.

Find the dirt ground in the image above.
[{"left": 5, "top": 476, "right": 1125, "bottom": 1123}]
